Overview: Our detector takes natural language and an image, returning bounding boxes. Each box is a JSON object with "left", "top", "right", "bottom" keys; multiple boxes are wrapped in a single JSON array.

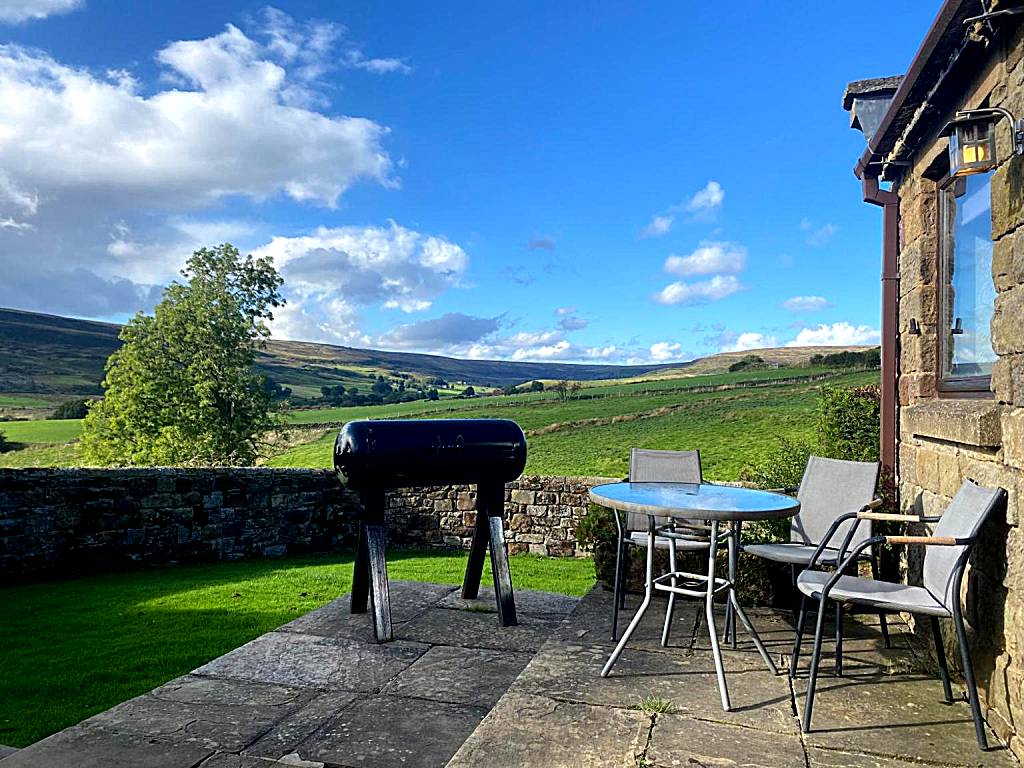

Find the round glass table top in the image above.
[{"left": 589, "top": 482, "right": 799, "bottom": 521}]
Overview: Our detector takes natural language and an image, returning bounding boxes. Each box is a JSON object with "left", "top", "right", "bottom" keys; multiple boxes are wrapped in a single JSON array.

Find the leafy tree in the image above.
[
  {"left": 427, "top": 388, "right": 439, "bottom": 401},
  {"left": 0, "top": 429, "right": 9, "bottom": 454},
  {"left": 462, "top": 385, "right": 476, "bottom": 397},
  {"left": 552, "top": 380, "right": 582, "bottom": 401},
  {"left": 529, "top": 380, "right": 544, "bottom": 392},
  {"left": 371, "top": 379, "right": 393, "bottom": 396},
  {"left": 53, "top": 398, "right": 91, "bottom": 419},
  {"left": 501, "top": 384, "right": 519, "bottom": 396},
  {"left": 82, "top": 244, "right": 284, "bottom": 467}
]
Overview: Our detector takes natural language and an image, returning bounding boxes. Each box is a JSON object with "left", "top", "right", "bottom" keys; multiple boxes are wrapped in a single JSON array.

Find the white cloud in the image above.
[
  {"left": 554, "top": 306, "right": 576, "bottom": 316},
  {"left": 377, "top": 313, "right": 500, "bottom": 349},
  {"left": 720, "top": 332, "right": 778, "bottom": 353},
  {"left": 782, "top": 295, "right": 831, "bottom": 312},
  {"left": 0, "top": 0, "right": 82, "bottom": 23},
  {"left": 255, "top": 221, "right": 469, "bottom": 343},
  {"left": 639, "top": 215, "right": 674, "bottom": 239},
  {"left": 800, "top": 218, "right": 839, "bottom": 247},
  {"left": 649, "top": 341, "right": 684, "bottom": 361},
  {"left": 786, "top": 322, "right": 880, "bottom": 347},
  {"left": 0, "top": 11, "right": 401, "bottom": 319},
  {"left": 654, "top": 275, "right": 743, "bottom": 306},
  {"left": 663, "top": 241, "right": 746, "bottom": 277},
  {"left": 684, "top": 180, "right": 724, "bottom": 213},
  {"left": 342, "top": 50, "right": 412, "bottom": 75}
]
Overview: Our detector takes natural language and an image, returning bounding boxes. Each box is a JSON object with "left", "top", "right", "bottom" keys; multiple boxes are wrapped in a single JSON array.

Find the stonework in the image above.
[
  {"left": 892, "top": 28, "right": 1024, "bottom": 759},
  {"left": 0, "top": 469, "right": 611, "bottom": 581}
]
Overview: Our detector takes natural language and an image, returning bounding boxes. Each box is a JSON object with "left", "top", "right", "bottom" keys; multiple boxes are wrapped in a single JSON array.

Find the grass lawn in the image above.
[
  {"left": 0, "top": 418, "right": 83, "bottom": 444},
  {"left": 0, "top": 551, "right": 594, "bottom": 747}
]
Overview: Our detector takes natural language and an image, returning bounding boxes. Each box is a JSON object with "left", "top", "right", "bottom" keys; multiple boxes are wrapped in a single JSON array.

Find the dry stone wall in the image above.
[{"left": 0, "top": 469, "right": 610, "bottom": 582}]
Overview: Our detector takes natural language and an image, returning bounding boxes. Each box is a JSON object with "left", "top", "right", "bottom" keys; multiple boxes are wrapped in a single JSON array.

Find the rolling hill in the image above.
[{"left": 0, "top": 306, "right": 872, "bottom": 405}]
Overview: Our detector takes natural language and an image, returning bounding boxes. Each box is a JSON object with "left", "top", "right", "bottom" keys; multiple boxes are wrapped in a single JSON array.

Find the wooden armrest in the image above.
[
  {"left": 884, "top": 535, "right": 959, "bottom": 546},
  {"left": 858, "top": 511, "right": 918, "bottom": 522}
]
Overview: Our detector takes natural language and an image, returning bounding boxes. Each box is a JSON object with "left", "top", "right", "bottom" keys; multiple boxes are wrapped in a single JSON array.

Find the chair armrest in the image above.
[{"left": 884, "top": 535, "right": 963, "bottom": 546}]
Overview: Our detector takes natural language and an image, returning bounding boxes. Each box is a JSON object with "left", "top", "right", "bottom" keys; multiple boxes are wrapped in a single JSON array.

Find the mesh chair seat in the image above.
[
  {"left": 629, "top": 531, "right": 711, "bottom": 550},
  {"left": 797, "top": 570, "right": 949, "bottom": 618},
  {"left": 743, "top": 542, "right": 848, "bottom": 566}
]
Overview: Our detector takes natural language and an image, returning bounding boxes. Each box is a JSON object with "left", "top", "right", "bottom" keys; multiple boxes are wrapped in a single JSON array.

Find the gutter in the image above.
[{"left": 861, "top": 175, "right": 899, "bottom": 479}]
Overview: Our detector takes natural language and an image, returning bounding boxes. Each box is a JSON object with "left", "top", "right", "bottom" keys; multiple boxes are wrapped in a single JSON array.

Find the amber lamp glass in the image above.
[{"left": 948, "top": 118, "right": 997, "bottom": 177}]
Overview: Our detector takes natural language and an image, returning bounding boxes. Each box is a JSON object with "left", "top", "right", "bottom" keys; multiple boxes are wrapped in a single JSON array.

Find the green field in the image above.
[
  {"left": 0, "top": 551, "right": 593, "bottom": 747},
  {"left": 0, "top": 367, "right": 878, "bottom": 475},
  {"left": 269, "top": 369, "right": 877, "bottom": 478}
]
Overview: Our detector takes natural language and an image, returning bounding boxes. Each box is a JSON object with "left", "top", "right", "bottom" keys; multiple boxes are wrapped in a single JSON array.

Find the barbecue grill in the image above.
[{"left": 335, "top": 418, "right": 528, "bottom": 642}]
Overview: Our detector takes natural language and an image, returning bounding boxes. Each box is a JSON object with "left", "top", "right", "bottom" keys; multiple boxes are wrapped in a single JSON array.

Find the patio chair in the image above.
[
  {"left": 611, "top": 448, "right": 711, "bottom": 643},
  {"left": 742, "top": 455, "right": 888, "bottom": 670},
  {"left": 792, "top": 479, "right": 1005, "bottom": 750}
]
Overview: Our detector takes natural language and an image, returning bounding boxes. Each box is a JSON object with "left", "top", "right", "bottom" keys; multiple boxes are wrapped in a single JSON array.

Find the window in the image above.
[{"left": 938, "top": 172, "right": 996, "bottom": 391}]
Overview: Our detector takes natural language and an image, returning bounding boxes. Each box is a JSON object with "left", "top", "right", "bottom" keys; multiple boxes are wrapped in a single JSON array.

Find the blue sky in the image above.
[{"left": 0, "top": 0, "right": 936, "bottom": 363}]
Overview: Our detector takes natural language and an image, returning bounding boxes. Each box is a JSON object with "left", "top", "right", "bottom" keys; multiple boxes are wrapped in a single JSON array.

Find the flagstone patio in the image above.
[{"left": 1, "top": 581, "right": 1017, "bottom": 767}]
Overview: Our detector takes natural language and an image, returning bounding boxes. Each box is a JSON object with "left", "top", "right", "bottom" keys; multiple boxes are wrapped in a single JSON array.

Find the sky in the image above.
[{"left": 0, "top": 0, "right": 939, "bottom": 364}]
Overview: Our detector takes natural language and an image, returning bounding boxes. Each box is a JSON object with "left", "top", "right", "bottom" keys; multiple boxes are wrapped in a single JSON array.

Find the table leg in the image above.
[
  {"left": 705, "top": 520, "right": 731, "bottom": 711},
  {"left": 725, "top": 522, "right": 739, "bottom": 648},
  {"left": 601, "top": 515, "right": 655, "bottom": 677},
  {"left": 727, "top": 585, "right": 779, "bottom": 674}
]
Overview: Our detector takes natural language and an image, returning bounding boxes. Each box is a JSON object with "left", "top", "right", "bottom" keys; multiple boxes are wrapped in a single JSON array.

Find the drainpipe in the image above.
[{"left": 858, "top": 166, "right": 899, "bottom": 479}]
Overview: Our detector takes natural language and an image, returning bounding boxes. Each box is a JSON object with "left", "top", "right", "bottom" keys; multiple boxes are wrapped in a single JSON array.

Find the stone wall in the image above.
[
  {"left": 0, "top": 469, "right": 609, "bottom": 582},
  {"left": 892, "top": 27, "right": 1024, "bottom": 757}
]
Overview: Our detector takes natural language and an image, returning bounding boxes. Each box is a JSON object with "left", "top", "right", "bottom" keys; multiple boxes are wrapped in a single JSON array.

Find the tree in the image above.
[
  {"left": 53, "top": 398, "right": 91, "bottom": 419},
  {"left": 529, "top": 380, "right": 544, "bottom": 392},
  {"left": 462, "top": 385, "right": 476, "bottom": 397},
  {"left": 552, "top": 380, "right": 581, "bottom": 402},
  {"left": 82, "top": 244, "right": 284, "bottom": 466},
  {"left": 0, "top": 429, "right": 9, "bottom": 454}
]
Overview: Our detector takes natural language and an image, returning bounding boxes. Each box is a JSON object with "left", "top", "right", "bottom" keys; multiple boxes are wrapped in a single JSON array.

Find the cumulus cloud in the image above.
[
  {"left": 527, "top": 235, "right": 556, "bottom": 251},
  {"left": 638, "top": 181, "right": 725, "bottom": 239},
  {"left": 0, "top": 10, "right": 398, "bottom": 318},
  {"left": 786, "top": 322, "right": 880, "bottom": 347},
  {"left": 800, "top": 218, "right": 839, "bottom": 247},
  {"left": 782, "top": 295, "right": 831, "bottom": 312},
  {"left": 378, "top": 313, "right": 500, "bottom": 349},
  {"left": 654, "top": 275, "right": 743, "bottom": 306},
  {"left": 663, "top": 241, "right": 746, "bottom": 277},
  {"left": 685, "top": 180, "right": 724, "bottom": 214},
  {"left": 254, "top": 221, "right": 469, "bottom": 342},
  {"left": 0, "top": 0, "right": 82, "bottom": 23},
  {"left": 649, "top": 341, "right": 684, "bottom": 362},
  {"left": 639, "top": 215, "right": 673, "bottom": 239},
  {"left": 720, "top": 332, "right": 778, "bottom": 353}
]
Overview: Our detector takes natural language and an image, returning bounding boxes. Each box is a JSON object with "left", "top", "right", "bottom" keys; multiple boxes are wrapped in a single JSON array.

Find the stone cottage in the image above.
[{"left": 844, "top": 0, "right": 1024, "bottom": 757}]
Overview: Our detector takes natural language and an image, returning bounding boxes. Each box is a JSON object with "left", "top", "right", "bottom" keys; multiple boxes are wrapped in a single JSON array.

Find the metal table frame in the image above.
[{"left": 592, "top": 483, "right": 798, "bottom": 712}]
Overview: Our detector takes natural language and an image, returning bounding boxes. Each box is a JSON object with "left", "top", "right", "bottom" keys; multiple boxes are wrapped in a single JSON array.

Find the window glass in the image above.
[{"left": 941, "top": 172, "right": 996, "bottom": 381}]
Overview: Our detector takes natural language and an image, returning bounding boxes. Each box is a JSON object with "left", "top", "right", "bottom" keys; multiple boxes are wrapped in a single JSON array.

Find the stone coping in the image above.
[{"left": 902, "top": 400, "right": 1004, "bottom": 447}]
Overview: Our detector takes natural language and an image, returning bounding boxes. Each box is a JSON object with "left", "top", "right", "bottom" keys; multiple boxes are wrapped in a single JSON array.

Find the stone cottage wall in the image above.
[
  {"left": 893, "top": 28, "right": 1024, "bottom": 757},
  {"left": 0, "top": 469, "right": 610, "bottom": 582}
]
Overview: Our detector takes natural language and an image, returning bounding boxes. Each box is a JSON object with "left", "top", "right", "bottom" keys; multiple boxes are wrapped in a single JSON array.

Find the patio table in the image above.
[{"left": 590, "top": 481, "right": 800, "bottom": 711}]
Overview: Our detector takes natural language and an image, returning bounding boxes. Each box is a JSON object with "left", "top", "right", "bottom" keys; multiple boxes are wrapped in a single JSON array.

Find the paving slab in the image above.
[
  {"left": 396, "top": 605, "right": 558, "bottom": 652},
  {"left": 243, "top": 692, "right": 359, "bottom": 761},
  {"left": 0, "top": 747, "right": 17, "bottom": 759},
  {"left": 194, "top": 630, "right": 429, "bottom": 692},
  {"left": 444, "top": 691, "right": 650, "bottom": 768},
  {"left": 295, "top": 694, "right": 487, "bottom": 768},
  {"left": 437, "top": 586, "right": 579, "bottom": 616},
  {"left": 85, "top": 675, "right": 311, "bottom": 752},
  {"left": 794, "top": 673, "right": 1016, "bottom": 767},
  {"left": 510, "top": 639, "right": 799, "bottom": 734},
  {"left": 278, "top": 581, "right": 459, "bottom": 639},
  {"left": 646, "top": 712, "right": 806, "bottom": 767},
  {"left": 807, "top": 746, "right": 954, "bottom": 767},
  {"left": 383, "top": 645, "right": 534, "bottom": 708},
  {"left": 0, "top": 725, "right": 214, "bottom": 768}
]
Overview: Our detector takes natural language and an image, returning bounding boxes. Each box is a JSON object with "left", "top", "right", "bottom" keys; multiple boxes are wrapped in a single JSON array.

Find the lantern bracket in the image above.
[{"left": 942, "top": 107, "right": 1024, "bottom": 156}]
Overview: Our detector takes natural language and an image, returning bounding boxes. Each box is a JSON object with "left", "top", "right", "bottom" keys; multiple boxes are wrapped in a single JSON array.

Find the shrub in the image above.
[
  {"left": 817, "top": 384, "right": 880, "bottom": 462},
  {"left": 0, "top": 429, "right": 9, "bottom": 453},
  {"left": 52, "top": 398, "right": 90, "bottom": 420}
]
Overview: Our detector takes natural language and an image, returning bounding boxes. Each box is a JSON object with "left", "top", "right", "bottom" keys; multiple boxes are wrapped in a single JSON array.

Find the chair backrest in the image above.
[
  {"left": 925, "top": 480, "right": 1005, "bottom": 611},
  {"left": 790, "top": 456, "right": 880, "bottom": 549},
  {"left": 626, "top": 448, "right": 702, "bottom": 530}
]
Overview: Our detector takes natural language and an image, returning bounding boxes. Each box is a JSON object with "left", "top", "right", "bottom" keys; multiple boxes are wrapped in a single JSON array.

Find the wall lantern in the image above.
[{"left": 940, "top": 107, "right": 1024, "bottom": 177}]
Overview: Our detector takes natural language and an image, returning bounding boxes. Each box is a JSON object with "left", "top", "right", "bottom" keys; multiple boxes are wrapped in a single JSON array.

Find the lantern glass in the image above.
[{"left": 949, "top": 119, "right": 997, "bottom": 177}]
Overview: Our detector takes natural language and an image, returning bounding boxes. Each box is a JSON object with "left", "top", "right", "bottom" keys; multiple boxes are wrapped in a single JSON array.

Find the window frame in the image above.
[{"left": 935, "top": 172, "right": 994, "bottom": 395}]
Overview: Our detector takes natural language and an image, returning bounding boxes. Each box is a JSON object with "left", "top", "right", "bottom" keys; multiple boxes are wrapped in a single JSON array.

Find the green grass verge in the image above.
[
  {"left": 0, "top": 418, "right": 83, "bottom": 444},
  {"left": 0, "top": 551, "right": 594, "bottom": 747},
  {"left": 0, "top": 441, "right": 83, "bottom": 468}
]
